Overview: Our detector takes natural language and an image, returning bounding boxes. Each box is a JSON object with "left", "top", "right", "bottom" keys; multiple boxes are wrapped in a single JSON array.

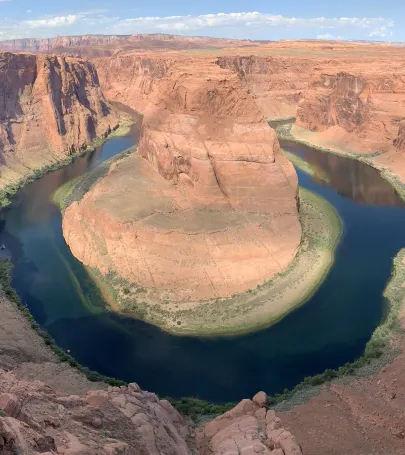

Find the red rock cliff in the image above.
[
  {"left": 62, "top": 55, "right": 301, "bottom": 308},
  {"left": 0, "top": 52, "right": 119, "bottom": 188},
  {"left": 216, "top": 55, "right": 314, "bottom": 120},
  {"left": 296, "top": 62, "right": 405, "bottom": 154}
]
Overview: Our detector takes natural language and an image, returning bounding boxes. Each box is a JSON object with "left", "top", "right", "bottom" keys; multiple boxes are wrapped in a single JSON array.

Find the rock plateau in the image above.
[{"left": 62, "top": 56, "right": 301, "bottom": 305}]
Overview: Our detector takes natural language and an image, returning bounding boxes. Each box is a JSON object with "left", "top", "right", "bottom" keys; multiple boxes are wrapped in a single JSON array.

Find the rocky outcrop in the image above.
[
  {"left": 0, "top": 34, "right": 255, "bottom": 56},
  {"left": 216, "top": 55, "right": 314, "bottom": 120},
  {"left": 0, "top": 368, "right": 303, "bottom": 455},
  {"left": 296, "top": 63, "right": 405, "bottom": 154},
  {"left": 62, "top": 56, "right": 301, "bottom": 308},
  {"left": 0, "top": 52, "right": 119, "bottom": 189},
  {"left": 0, "top": 370, "right": 189, "bottom": 454},
  {"left": 198, "top": 392, "right": 302, "bottom": 455}
]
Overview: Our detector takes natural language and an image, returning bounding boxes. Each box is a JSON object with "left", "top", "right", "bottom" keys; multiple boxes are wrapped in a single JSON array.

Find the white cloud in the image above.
[
  {"left": 109, "top": 12, "right": 394, "bottom": 35},
  {"left": 316, "top": 33, "right": 342, "bottom": 40},
  {"left": 24, "top": 14, "right": 78, "bottom": 28},
  {"left": 369, "top": 26, "right": 393, "bottom": 38},
  {"left": 26, "top": 9, "right": 32, "bottom": 14},
  {"left": 0, "top": 10, "right": 395, "bottom": 41}
]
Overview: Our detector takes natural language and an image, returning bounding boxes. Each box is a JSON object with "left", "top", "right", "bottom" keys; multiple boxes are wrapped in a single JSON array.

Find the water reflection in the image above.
[
  {"left": 282, "top": 140, "right": 403, "bottom": 207},
  {"left": 0, "top": 118, "right": 404, "bottom": 402}
]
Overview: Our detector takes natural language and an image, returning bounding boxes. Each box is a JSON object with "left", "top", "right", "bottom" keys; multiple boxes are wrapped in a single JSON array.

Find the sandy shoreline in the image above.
[{"left": 88, "top": 187, "right": 342, "bottom": 336}]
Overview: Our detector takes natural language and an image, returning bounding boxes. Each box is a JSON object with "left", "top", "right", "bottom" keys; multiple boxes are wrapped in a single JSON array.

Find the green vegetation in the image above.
[
  {"left": 86, "top": 188, "right": 342, "bottom": 336},
  {"left": 0, "top": 257, "right": 126, "bottom": 387},
  {"left": 282, "top": 149, "right": 329, "bottom": 182},
  {"left": 52, "top": 146, "right": 136, "bottom": 213},
  {"left": 166, "top": 397, "right": 234, "bottom": 419}
]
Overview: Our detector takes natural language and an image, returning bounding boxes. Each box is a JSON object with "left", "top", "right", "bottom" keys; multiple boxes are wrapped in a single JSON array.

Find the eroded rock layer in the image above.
[
  {"left": 216, "top": 55, "right": 313, "bottom": 120},
  {"left": 62, "top": 57, "right": 301, "bottom": 303},
  {"left": 0, "top": 368, "right": 301, "bottom": 455},
  {"left": 0, "top": 52, "right": 119, "bottom": 189},
  {"left": 296, "top": 62, "right": 405, "bottom": 154}
]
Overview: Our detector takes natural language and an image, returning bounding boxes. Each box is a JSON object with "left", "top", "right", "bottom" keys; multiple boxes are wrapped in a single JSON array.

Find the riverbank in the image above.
[
  {"left": 277, "top": 122, "right": 405, "bottom": 200},
  {"left": 0, "top": 119, "right": 134, "bottom": 211},
  {"left": 281, "top": 149, "right": 329, "bottom": 183},
  {"left": 73, "top": 187, "right": 342, "bottom": 336},
  {"left": 263, "top": 122, "right": 405, "bottom": 408}
]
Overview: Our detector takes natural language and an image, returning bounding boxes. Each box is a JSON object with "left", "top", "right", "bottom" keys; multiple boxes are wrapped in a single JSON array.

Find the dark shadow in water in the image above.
[
  {"left": 282, "top": 140, "right": 403, "bottom": 206},
  {"left": 1, "top": 119, "right": 405, "bottom": 403}
]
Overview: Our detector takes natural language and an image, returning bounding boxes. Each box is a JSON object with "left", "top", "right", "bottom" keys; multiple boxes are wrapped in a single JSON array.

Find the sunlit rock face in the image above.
[
  {"left": 0, "top": 52, "right": 119, "bottom": 187},
  {"left": 63, "top": 55, "right": 301, "bottom": 303}
]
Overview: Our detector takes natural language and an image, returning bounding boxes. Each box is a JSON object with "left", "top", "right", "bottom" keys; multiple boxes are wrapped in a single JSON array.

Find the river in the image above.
[{"left": 1, "top": 120, "right": 404, "bottom": 403}]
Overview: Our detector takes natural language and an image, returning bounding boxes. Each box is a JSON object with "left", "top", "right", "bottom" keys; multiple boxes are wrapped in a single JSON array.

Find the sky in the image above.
[{"left": 0, "top": 0, "right": 403, "bottom": 42}]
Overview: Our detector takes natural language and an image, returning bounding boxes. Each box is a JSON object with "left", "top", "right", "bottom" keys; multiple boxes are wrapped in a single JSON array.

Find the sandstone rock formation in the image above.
[
  {"left": 0, "top": 52, "right": 119, "bottom": 190},
  {"left": 296, "top": 62, "right": 405, "bottom": 155},
  {"left": 216, "top": 55, "right": 313, "bottom": 120},
  {"left": 198, "top": 391, "right": 302, "bottom": 455},
  {"left": 0, "top": 34, "right": 256, "bottom": 57},
  {"left": 0, "top": 367, "right": 303, "bottom": 455},
  {"left": 0, "top": 370, "right": 189, "bottom": 454},
  {"left": 62, "top": 56, "right": 301, "bottom": 306}
]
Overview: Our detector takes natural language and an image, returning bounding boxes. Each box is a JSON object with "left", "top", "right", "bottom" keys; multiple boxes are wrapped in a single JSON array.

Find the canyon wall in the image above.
[
  {"left": 0, "top": 52, "right": 119, "bottom": 189},
  {"left": 216, "top": 55, "right": 314, "bottom": 120},
  {"left": 296, "top": 63, "right": 405, "bottom": 154},
  {"left": 62, "top": 55, "right": 301, "bottom": 308},
  {"left": 0, "top": 34, "right": 255, "bottom": 56}
]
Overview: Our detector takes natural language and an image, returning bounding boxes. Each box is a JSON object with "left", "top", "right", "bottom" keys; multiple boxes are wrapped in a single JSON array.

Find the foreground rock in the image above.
[
  {"left": 0, "top": 52, "right": 119, "bottom": 191},
  {"left": 198, "top": 392, "right": 302, "bottom": 455},
  {"left": 0, "top": 368, "right": 302, "bottom": 455},
  {"left": 0, "top": 369, "right": 189, "bottom": 454},
  {"left": 62, "top": 57, "right": 301, "bottom": 310}
]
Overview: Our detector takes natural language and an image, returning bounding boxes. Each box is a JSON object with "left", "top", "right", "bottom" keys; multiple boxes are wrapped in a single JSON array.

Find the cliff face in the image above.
[
  {"left": 62, "top": 55, "right": 301, "bottom": 307},
  {"left": 0, "top": 34, "right": 255, "bottom": 56},
  {"left": 296, "top": 63, "right": 405, "bottom": 154},
  {"left": 0, "top": 52, "right": 119, "bottom": 188},
  {"left": 216, "top": 55, "right": 314, "bottom": 120},
  {"left": 94, "top": 54, "right": 169, "bottom": 113}
]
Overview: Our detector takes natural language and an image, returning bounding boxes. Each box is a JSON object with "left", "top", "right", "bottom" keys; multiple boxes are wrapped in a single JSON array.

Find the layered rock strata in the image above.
[
  {"left": 216, "top": 55, "right": 314, "bottom": 120},
  {"left": 0, "top": 52, "right": 119, "bottom": 189},
  {"left": 296, "top": 63, "right": 405, "bottom": 155},
  {"left": 62, "top": 57, "right": 301, "bottom": 304}
]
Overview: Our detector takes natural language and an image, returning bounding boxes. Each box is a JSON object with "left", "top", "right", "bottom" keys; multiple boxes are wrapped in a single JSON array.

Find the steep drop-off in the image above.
[
  {"left": 0, "top": 52, "right": 119, "bottom": 190},
  {"left": 296, "top": 63, "right": 405, "bottom": 154},
  {"left": 62, "top": 56, "right": 301, "bottom": 326},
  {"left": 216, "top": 55, "right": 313, "bottom": 120},
  {"left": 0, "top": 284, "right": 302, "bottom": 455}
]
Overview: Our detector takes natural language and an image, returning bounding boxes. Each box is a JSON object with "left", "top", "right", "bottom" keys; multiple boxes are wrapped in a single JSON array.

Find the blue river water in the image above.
[{"left": 1, "top": 123, "right": 404, "bottom": 403}]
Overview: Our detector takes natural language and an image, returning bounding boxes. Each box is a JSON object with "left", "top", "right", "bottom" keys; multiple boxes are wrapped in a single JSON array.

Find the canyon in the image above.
[
  {"left": 61, "top": 54, "right": 304, "bottom": 330},
  {"left": 1, "top": 34, "right": 405, "bottom": 455},
  {"left": 0, "top": 51, "right": 120, "bottom": 193}
]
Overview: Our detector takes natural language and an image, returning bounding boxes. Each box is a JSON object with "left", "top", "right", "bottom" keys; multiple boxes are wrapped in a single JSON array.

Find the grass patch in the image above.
[
  {"left": 52, "top": 146, "right": 137, "bottom": 213},
  {"left": 81, "top": 188, "right": 342, "bottom": 337},
  {"left": 0, "top": 122, "right": 132, "bottom": 211},
  {"left": 282, "top": 149, "right": 329, "bottom": 183},
  {"left": 266, "top": 249, "right": 405, "bottom": 410},
  {"left": 166, "top": 397, "right": 234, "bottom": 420}
]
